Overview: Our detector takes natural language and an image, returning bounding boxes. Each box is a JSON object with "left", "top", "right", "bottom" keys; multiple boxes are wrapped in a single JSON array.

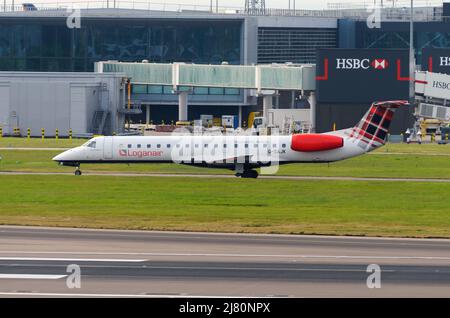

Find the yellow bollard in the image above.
[
  {"left": 333, "top": 123, "right": 336, "bottom": 131},
  {"left": 447, "top": 134, "right": 449, "bottom": 141},
  {"left": 69, "top": 129, "right": 72, "bottom": 141},
  {"left": 431, "top": 133, "right": 435, "bottom": 143},
  {"left": 0, "top": 126, "right": 2, "bottom": 138},
  {"left": 27, "top": 128, "right": 31, "bottom": 139},
  {"left": 113, "top": 131, "right": 116, "bottom": 136},
  {"left": 41, "top": 128, "right": 45, "bottom": 140},
  {"left": 55, "top": 128, "right": 59, "bottom": 140},
  {"left": 162, "top": 120, "right": 165, "bottom": 125}
]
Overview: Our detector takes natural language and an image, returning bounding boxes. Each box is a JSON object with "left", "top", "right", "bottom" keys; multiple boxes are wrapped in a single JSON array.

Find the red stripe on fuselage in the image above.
[{"left": 291, "top": 134, "right": 344, "bottom": 152}]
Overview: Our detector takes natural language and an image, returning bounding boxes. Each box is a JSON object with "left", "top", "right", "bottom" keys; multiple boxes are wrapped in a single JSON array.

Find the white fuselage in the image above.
[{"left": 53, "top": 134, "right": 367, "bottom": 166}]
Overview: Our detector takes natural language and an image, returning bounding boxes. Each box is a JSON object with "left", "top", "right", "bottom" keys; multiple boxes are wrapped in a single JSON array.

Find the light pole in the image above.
[{"left": 409, "top": 0, "right": 415, "bottom": 104}]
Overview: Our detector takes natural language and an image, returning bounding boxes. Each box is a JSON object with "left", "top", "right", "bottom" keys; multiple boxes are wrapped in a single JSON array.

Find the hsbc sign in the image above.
[
  {"left": 316, "top": 49, "right": 409, "bottom": 103},
  {"left": 336, "top": 58, "right": 389, "bottom": 70},
  {"left": 432, "top": 80, "right": 450, "bottom": 90},
  {"left": 422, "top": 72, "right": 450, "bottom": 100},
  {"left": 422, "top": 48, "right": 450, "bottom": 75}
]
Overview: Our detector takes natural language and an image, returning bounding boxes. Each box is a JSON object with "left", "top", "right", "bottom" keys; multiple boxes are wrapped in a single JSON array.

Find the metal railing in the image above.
[
  {"left": 0, "top": 0, "right": 447, "bottom": 22},
  {"left": 328, "top": 0, "right": 444, "bottom": 10},
  {"left": 0, "top": 1, "right": 238, "bottom": 13}
]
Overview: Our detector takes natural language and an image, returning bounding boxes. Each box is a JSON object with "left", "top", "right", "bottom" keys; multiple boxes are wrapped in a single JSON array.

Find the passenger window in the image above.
[
  {"left": 234, "top": 144, "right": 238, "bottom": 148},
  {"left": 176, "top": 144, "right": 181, "bottom": 148},
  {"left": 185, "top": 144, "right": 190, "bottom": 148},
  {"left": 147, "top": 144, "right": 151, "bottom": 148},
  {"left": 214, "top": 144, "right": 218, "bottom": 148},
  {"left": 223, "top": 144, "right": 227, "bottom": 148},
  {"left": 245, "top": 144, "right": 249, "bottom": 148},
  {"left": 254, "top": 144, "right": 258, "bottom": 148},
  {"left": 137, "top": 144, "right": 141, "bottom": 149},
  {"left": 204, "top": 144, "right": 208, "bottom": 148},
  {"left": 282, "top": 144, "right": 286, "bottom": 148},
  {"left": 128, "top": 144, "right": 132, "bottom": 148},
  {"left": 157, "top": 144, "right": 161, "bottom": 148},
  {"left": 195, "top": 144, "right": 199, "bottom": 148},
  {"left": 167, "top": 144, "right": 171, "bottom": 148},
  {"left": 87, "top": 141, "right": 96, "bottom": 148}
]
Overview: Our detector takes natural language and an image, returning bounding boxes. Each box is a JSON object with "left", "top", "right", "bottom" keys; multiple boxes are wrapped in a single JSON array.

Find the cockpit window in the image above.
[{"left": 87, "top": 141, "right": 96, "bottom": 148}]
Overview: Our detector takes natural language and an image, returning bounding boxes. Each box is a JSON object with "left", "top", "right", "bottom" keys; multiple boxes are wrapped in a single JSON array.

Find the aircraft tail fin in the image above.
[{"left": 347, "top": 100, "right": 409, "bottom": 151}]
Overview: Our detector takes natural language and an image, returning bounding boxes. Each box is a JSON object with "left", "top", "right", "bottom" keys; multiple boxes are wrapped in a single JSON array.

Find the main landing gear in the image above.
[
  {"left": 74, "top": 166, "right": 82, "bottom": 176},
  {"left": 235, "top": 170, "right": 259, "bottom": 179}
]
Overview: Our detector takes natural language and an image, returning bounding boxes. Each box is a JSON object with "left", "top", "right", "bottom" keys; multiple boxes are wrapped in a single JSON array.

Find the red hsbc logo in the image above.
[
  {"left": 372, "top": 59, "right": 389, "bottom": 69},
  {"left": 336, "top": 58, "right": 389, "bottom": 70},
  {"left": 119, "top": 149, "right": 163, "bottom": 158}
]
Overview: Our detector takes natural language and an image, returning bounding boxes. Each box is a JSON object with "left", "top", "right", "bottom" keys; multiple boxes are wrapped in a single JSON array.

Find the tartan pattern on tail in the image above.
[{"left": 347, "top": 101, "right": 407, "bottom": 151}]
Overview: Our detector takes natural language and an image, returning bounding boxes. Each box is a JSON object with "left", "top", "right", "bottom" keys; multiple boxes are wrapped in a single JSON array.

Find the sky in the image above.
[{"left": 3, "top": 0, "right": 444, "bottom": 10}]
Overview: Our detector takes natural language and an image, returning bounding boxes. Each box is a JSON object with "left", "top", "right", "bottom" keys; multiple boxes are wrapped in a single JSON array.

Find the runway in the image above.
[
  {"left": 1, "top": 171, "right": 450, "bottom": 183},
  {"left": 0, "top": 226, "right": 449, "bottom": 297}
]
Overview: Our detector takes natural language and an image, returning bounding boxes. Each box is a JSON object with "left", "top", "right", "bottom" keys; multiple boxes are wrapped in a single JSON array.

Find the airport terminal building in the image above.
[{"left": 1, "top": 2, "right": 450, "bottom": 135}]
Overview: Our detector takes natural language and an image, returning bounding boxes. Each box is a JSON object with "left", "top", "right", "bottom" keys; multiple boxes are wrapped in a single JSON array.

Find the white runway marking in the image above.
[
  {"left": 0, "top": 292, "right": 260, "bottom": 298},
  {"left": 0, "top": 253, "right": 449, "bottom": 261},
  {"left": 0, "top": 274, "right": 67, "bottom": 280},
  {"left": 2, "top": 171, "right": 450, "bottom": 182},
  {"left": 0, "top": 257, "right": 147, "bottom": 262}
]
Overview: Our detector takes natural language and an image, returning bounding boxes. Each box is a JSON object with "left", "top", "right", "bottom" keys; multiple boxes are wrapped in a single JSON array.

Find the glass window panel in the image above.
[
  {"left": 209, "top": 87, "right": 224, "bottom": 95},
  {"left": 41, "top": 25, "right": 58, "bottom": 57},
  {"left": 225, "top": 88, "right": 240, "bottom": 95},
  {"left": 56, "top": 26, "right": 71, "bottom": 57},
  {"left": 24, "top": 25, "right": 41, "bottom": 57},
  {"left": 163, "top": 86, "right": 173, "bottom": 94},
  {"left": 148, "top": 85, "right": 163, "bottom": 94},
  {"left": 132, "top": 84, "right": 147, "bottom": 94},
  {"left": 194, "top": 87, "right": 208, "bottom": 95},
  {"left": 0, "top": 25, "right": 12, "bottom": 57}
]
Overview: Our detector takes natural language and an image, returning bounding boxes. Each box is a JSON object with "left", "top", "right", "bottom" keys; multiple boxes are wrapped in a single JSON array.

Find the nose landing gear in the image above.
[{"left": 74, "top": 166, "right": 82, "bottom": 176}]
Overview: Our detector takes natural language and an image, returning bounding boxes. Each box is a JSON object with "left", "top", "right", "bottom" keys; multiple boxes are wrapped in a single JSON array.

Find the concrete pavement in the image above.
[{"left": 0, "top": 226, "right": 449, "bottom": 297}]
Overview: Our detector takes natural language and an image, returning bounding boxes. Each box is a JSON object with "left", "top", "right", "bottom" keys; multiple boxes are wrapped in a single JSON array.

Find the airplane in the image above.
[{"left": 53, "top": 100, "right": 409, "bottom": 178}]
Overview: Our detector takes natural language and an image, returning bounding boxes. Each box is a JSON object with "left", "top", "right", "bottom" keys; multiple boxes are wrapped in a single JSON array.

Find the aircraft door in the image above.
[{"left": 103, "top": 136, "right": 113, "bottom": 160}]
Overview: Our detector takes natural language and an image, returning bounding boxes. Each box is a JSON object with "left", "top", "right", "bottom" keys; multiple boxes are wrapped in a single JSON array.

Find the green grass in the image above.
[
  {"left": 0, "top": 137, "right": 86, "bottom": 148},
  {"left": 0, "top": 175, "right": 449, "bottom": 238},
  {"left": 1, "top": 139, "right": 449, "bottom": 238},
  {"left": 381, "top": 142, "right": 450, "bottom": 154},
  {"left": 1, "top": 147, "right": 450, "bottom": 179}
]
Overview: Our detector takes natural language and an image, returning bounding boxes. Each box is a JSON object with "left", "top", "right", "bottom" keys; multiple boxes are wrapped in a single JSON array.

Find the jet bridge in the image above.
[
  {"left": 95, "top": 61, "right": 317, "bottom": 130},
  {"left": 415, "top": 71, "right": 450, "bottom": 121}
]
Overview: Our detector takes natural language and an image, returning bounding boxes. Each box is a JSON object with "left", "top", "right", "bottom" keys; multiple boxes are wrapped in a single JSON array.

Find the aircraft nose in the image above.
[
  {"left": 52, "top": 150, "right": 70, "bottom": 162},
  {"left": 52, "top": 153, "right": 64, "bottom": 162}
]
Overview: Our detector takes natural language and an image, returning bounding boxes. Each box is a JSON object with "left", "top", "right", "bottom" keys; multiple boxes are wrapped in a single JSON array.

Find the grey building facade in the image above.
[
  {"left": 0, "top": 72, "right": 126, "bottom": 137},
  {"left": 0, "top": 9, "right": 339, "bottom": 124}
]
